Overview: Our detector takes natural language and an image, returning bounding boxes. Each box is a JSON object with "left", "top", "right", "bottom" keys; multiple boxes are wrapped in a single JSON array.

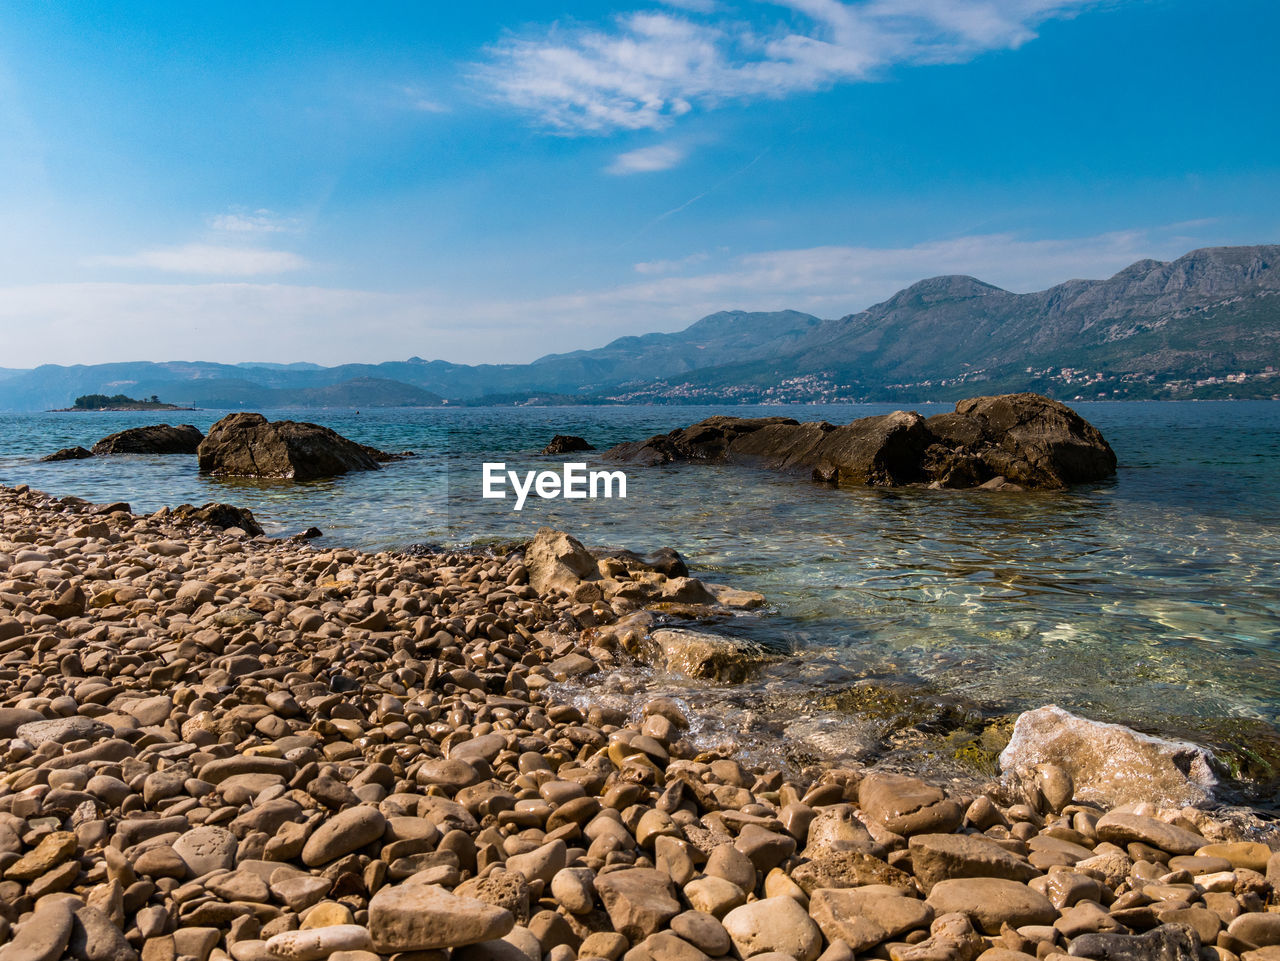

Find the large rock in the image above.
[
  {"left": 721, "top": 896, "right": 822, "bottom": 961},
  {"left": 925, "top": 878, "right": 1056, "bottom": 934},
  {"left": 541, "top": 435, "right": 595, "bottom": 455},
  {"left": 167, "top": 502, "right": 264, "bottom": 536},
  {"left": 605, "top": 393, "right": 1115, "bottom": 491},
  {"left": 0, "top": 898, "right": 75, "bottom": 961},
  {"left": 525, "top": 528, "right": 600, "bottom": 594},
  {"left": 594, "top": 868, "right": 681, "bottom": 943},
  {"left": 91, "top": 424, "right": 203, "bottom": 455},
  {"left": 368, "top": 883, "right": 514, "bottom": 952},
  {"left": 197, "top": 413, "right": 392, "bottom": 480},
  {"left": 998, "top": 705, "right": 1218, "bottom": 807},
  {"left": 907, "top": 833, "right": 1039, "bottom": 892},
  {"left": 634, "top": 629, "right": 777, "bottom": 683}
]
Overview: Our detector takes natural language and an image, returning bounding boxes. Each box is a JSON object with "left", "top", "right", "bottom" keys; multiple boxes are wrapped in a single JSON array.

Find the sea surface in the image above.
[{"left": 2, "top": 402, "right": 1279, "bottom": 792}]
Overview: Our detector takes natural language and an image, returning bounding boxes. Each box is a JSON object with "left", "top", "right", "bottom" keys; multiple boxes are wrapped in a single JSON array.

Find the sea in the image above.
[{"left": 2, "top": 401, "right": 1278, "bottom": 794}]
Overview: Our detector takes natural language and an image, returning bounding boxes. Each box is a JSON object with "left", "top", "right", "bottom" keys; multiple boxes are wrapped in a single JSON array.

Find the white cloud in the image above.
[
  {"left": 86, "top": 244, "right": 309, "bottom": 276},
  {"left": 7, "top": 225, "right": 1209, "bottom": 368},
  {"left": 209, "top": 209, "right": 297, "bottom": 233},
  {"left": 480, "top": 0, "right": 1103, "bottom": 133},
  {"left": 607, "top": 143, "right": 687, "bottom": 174}
]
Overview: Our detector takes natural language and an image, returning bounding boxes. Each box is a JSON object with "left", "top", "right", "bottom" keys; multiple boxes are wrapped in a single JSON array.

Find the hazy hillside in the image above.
[{"left": 1, "top": 245, "right": 1276, "bottom": 408}]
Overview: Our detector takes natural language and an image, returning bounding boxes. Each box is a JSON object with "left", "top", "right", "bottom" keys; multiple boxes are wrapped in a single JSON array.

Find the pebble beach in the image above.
[{"left": 1, "top": 481, "right": 1279, "bottom": 961}]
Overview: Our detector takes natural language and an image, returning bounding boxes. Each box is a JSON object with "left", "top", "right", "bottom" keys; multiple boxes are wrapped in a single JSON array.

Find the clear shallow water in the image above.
[{"left": 2, "top": 402, "right": 1279, "bottom": 783}]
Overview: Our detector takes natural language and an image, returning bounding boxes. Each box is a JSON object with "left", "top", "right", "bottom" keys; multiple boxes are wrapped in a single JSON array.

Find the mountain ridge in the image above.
[{"left": 1, "top": 244, "right": 1276, "bottom": 409}]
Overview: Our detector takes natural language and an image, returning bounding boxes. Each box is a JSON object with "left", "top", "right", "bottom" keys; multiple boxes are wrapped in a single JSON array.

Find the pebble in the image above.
[{"left": 0, "top": 483, "right": 1274, "bottom": 961}]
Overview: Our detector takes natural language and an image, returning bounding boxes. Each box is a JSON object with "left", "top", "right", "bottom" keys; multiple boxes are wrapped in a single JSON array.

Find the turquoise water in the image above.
[{"left": 2, "top": 402, "right": 1279, "bottom": 784}]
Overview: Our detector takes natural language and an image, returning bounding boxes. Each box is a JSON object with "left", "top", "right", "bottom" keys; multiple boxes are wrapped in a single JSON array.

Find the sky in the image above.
[{"left": 0, "top": 0, "right": 1276, "bottom": 368}]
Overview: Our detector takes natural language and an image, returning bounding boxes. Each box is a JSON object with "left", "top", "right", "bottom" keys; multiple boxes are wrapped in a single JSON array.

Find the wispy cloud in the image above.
[
  {"left": 86, "top": 244, "right": 308, "bottom": 276},
  {"left": 209, "top": 208, "right": 298, "bottom": 234},
  {"left": 13, "top": 224, "right": 1211, "bottom": 368},
  {"left": 400, "top": 85, "right": 451, "bottom": 113},
  {"left": 480, "top": 0, "right": 1104, "bottom": 133},
  {"left": 607, "top": 143, "right": 687, "bottom": 174},
  {"left": 634, "top": 251, "right": 710, "bottom": 274}
]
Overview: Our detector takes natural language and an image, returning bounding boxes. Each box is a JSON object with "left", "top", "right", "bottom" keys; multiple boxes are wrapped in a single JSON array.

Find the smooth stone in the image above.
[
  {"left": 1094, "top": 813, "right": 1204, "bottom": 856},
  {"left": 301, "top": 806, "right": 386, "bottom": 867},
  {"left": 722, "top": 896, "right": 822, "bottom": 961},
  {"left": 908, "top": 833, "right": 1040, "bottom": 892},
  {"left": 0, "top": 898, "right": 75, "bottom": 961},
  {"left": 926, "top": 878, "right": 1057, "bottom": 935},
  {"left": 173, "top": 826, "right": 237, "bottom": 876},
  {"left": 265, "top": 926, "right": 374, "bottom": 961},
  {"left": 368, "top": 883, "right": 514, "bottom": 953}
]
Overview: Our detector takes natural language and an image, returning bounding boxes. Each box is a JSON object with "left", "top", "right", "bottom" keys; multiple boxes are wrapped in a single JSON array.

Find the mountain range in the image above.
[{"left": 1, "top": 245, "right": 1276, "bottom": 410}]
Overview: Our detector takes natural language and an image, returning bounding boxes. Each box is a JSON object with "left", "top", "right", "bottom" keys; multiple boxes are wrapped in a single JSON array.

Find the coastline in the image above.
[{"left": 1, "top": 480, "right": 1278, "bottom": 961}]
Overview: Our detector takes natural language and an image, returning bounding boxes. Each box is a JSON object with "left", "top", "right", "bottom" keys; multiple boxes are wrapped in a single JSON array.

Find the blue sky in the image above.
[{"left": 0, "top": 0, "right": 1276, "bottom": 367}]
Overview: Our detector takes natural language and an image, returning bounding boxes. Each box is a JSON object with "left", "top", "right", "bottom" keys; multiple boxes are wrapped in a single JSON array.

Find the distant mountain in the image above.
[
  {"left": 0, "top": 245, "right": 1276, "bottom": 409},
  {"left": 604, "top": 245, "right": 1280, "bottom": 402}
]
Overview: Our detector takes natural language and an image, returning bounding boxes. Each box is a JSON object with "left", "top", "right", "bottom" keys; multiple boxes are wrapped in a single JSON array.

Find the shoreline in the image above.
[{"left": 0, "top": 482, "right": 1278, "bottom": 961}]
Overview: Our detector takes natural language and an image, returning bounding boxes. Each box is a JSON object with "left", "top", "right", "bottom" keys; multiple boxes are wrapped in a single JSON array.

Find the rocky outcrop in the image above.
[
  {"left": 91, "top": 424, "right": 204, "bottom": 455},
  {"left": 164, "top": 503, "right": 265, "bottom": 536},
  {"left": 998, "top": 705, "right": 1219, "bottom": 807},
  {"left": 541, "top": 435, "right": 595, "bottom": 455},
  {"left": 606, "top": 393, "right": 1116, "bottom": 491},
  {"left": 521, "top": 528, "right": 764, "bottom": 617},
  {"left": 40, "top": 446, "right": 94, "bottom": 462},
  {"left": 196, "top": 413, "right": 393, "bottom": 480}
]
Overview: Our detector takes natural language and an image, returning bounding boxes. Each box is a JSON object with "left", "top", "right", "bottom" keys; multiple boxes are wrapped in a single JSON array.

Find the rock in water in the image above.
[
  {"left": 40, "top": 446, "right": 94, "bottom": 462},
  {"left": 541, "top": 435, "right": 595, "bottom": 454},
  {"left": 197, "top": 413, "right": 391, "bottom": 480},
  {"left": 605, "top": 392, "right": 1115, "bottom": 491},
  {"left": 91, "top": 424, "right": 203, "bottom": 455},
  {"left": 998, "top": 705, "right": 1218, "bottom": 807}
]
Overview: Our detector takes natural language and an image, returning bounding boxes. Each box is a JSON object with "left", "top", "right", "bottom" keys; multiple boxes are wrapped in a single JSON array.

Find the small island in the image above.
[{"left": 52, "top": 392, "right": 196, "bottom": 411}]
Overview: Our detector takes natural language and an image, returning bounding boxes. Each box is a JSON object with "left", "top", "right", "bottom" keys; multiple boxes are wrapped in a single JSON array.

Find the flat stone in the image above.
[
  {"left": 858, "top": 773, "right": 962, "bottom": 836},
  {"left": 265, "top": 926, "right": 373, "bottom": 961},
  {"left": 926, "top": 878, "right": 1057, "bottom": 935},
  {"left": 908, "top": 833, "right": 1040, "bottom": 892},
  {"left": 808, "top": 888, "right": 932, "bottom": 946},
  {"left": 173, "top": 826, "right": 237, "bottom": 876},
  {"left": 1094, "top": 813, "right": 1204, "bottom": 856},
  {"left": 722, "top": 896, "right": 822, "bottom": 961},
  {"left": 17, "top": 717, "right": 110, "bottom": 746},
  {"left": 6, "top": 831, "right": 77, "bottom": 881},
  {"left": 1067, "top": 923, "right": 1200, "bottom": 960},
  {"left": 368, "top": 883, "right": 514, "bottom": 953},
  {"left": 1196, "top": 842, "right": 1272, "bottom": 873}
]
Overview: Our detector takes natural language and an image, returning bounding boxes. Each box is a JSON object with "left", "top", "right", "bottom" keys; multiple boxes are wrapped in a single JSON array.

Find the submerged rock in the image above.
[
  {"left": 197, "top": 412, "right": 393, "bottom": 480},
  {"left": 541, "top": 434, "right": 595, "bottom": 455},
  {"left": 631, "top": 628, "right": 779, "bottom": 683},
  {"left": 40, "top": 446, "right": 94, "bottom": 462},
  {"left": 999, "top": 705, "right": 1218, "bottom": 807},
  {"left": 606, "top": 392, "right": 1116, "bottom": 491},
  {"left": 91, "top": 423, "right": 203, "bottom": 455}
]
